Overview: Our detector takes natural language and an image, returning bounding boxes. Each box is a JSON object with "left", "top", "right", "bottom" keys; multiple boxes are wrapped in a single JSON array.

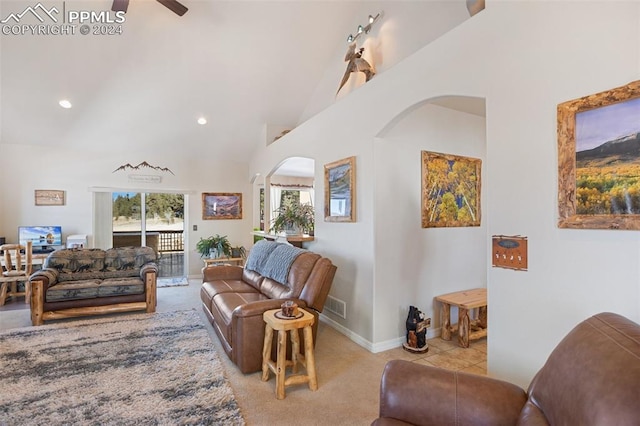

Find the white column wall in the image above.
[{"left": 483, "top": 1, "right": 640, "bottom": 386}]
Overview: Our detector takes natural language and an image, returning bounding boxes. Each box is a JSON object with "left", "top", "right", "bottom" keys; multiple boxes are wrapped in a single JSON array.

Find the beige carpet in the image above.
[
  {"left": 211, "top": 322, "right": 389, "bottom": 425},
  {"left": 0, "top": 281, "right": 394, "bottom": 425},
  {"left": 0, "top": 310, "right": 244, "bottom": 425}
]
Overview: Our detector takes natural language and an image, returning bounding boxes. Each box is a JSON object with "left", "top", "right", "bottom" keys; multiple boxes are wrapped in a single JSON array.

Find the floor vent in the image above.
[{"left": 325, "top": 295, "right": 346, "bottom": 319}]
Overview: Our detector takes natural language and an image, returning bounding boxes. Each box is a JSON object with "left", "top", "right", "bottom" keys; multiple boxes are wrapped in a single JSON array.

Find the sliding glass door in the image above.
[{"left": 112, "top": 192, "right": 185, "bottom": 280}]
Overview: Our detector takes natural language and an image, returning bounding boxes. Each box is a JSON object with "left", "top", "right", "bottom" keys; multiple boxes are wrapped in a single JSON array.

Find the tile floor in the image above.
[{"left": 378, "top": 335, "right": 487, "bottom": 375}]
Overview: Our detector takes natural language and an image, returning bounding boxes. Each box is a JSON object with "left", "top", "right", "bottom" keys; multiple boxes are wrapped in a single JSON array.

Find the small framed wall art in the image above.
[
  {"left": 34, "top": 189, "right": 65, "bottom": 206},
  {"left": 324, "top": 156, "right": 356, "bottom": 222},
  {"left": 202, "top": 192, "right": 242, "bottom": 220},
  {"left": 492, "top": 235, "right": 528, "bottom": 271}
]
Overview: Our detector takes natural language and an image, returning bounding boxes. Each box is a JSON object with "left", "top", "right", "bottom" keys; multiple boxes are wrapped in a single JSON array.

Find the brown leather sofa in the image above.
[
  {"left": 200, "top": 240, "right": 337, "bottom": 374},
  {"left": 373, "top": 312, "right": 640, "bottom": 425}
]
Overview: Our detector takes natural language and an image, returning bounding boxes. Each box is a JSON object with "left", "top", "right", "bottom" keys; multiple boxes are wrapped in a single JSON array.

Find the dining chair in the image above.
[{"left": 0, "top": 241, "right": 33, "bottom": 305}]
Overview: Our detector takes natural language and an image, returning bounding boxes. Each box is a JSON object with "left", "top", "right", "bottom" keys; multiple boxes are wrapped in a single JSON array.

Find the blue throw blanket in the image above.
[
  {"left": 245, "top": 240, "right": 306, "bottom": 285},
  {"left": 261, "top": 244, "right": 306, "bottom": 285},
  {"left": 245, "top": 240, "right": 280, "bottom": 273}
]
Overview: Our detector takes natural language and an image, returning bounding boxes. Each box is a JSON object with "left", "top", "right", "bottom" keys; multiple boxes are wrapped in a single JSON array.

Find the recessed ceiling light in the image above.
[
  {"left": 197, "top": 117, "right": 207, "bottom": 125},
  {"left": 59, "top": 99, "right": 72, "bottom": 109}
]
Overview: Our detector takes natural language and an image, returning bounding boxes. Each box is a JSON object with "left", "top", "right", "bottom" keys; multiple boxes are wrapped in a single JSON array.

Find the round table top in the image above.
[{"left": 263, "top": 308, "right": 314, "bottom": 330}]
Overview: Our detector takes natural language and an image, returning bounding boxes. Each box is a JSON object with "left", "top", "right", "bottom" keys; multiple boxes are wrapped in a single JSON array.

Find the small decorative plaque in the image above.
[{"left": 492, "top": 235, "right": 528, "bottom": 271}]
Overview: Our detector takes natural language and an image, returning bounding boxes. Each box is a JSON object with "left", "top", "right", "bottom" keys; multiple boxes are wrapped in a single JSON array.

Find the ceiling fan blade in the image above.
[
  {"left": 156, "top": 0, "right": 188, "bottom": 16},
  {"left": 111, "top": 0, "right": 129, "bottom": 13}
]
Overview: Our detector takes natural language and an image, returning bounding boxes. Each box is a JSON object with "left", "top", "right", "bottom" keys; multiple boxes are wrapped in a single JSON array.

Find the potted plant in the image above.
[
  {"left": 231, "top": 245, "right": 246, "bottom": 259},
  {"left": 196, "top": 234, "right": 232, "bottom": 258},
  {"left": 271, "top": 203, "right": 315, "bottom": 236}
]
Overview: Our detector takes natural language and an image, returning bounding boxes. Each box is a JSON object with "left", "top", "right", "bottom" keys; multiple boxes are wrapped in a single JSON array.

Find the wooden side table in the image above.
[
  {"left": 435, "top": 288, "right": 487, "bottom": 348},
  {"left": 261, "top": 308, "right": 317, "bottom": 399}
]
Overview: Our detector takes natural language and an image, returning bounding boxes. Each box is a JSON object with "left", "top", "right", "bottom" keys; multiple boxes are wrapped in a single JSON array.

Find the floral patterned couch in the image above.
[{"left": 28, "top": 246, "right": 158, "bottom": 325}]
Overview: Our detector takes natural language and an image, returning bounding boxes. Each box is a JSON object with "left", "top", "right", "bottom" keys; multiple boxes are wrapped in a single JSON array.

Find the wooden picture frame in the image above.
[
  {"left": 202, "top": 193, "right": 242, "bottom": 220},
  {"left": 34, "top": 190, "right": 65, "bottom": 206},
  {"left": 558, "top": 80, "right": 640, "bottom": 229},
  {"left": 421, "top": 151, "right": 481, "bottom": 228},
  {"left": 324, "top": 156, "right": 356, "bottom": 222}
]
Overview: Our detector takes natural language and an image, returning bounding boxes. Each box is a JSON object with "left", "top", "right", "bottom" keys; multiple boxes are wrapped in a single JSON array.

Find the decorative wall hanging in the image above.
[
  {"left": 421, "top": 151, "right": 481, "bottom": 228},
  {"left": 337, "top": 43, "right": 375, "bottom": 94},
  {"left": 34, "top": 189, "right": 65, "bottom": 206},
  {"left": 202, "top": 193, "right": 242, "bottom": 220},
  {"left": 112, "top": 161, "right": 174, "bottom": 175},
  {"left": 492, "top": 235, "right": 528, "bottom": 271},
  {"left": 324, "top": 156, "right": 356, "bottom": 222},
  {"left": 558, "top": 80, "right": 640, "bottom": 230}
]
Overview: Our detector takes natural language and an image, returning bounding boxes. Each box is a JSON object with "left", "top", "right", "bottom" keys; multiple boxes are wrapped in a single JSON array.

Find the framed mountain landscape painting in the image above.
[
  {"left": 202, "top": 193, "right": 242, "bottom": 220},
  {"left": 558, "top": 80, "right": 640, "bottom": 229},
  {"left": 324, "top": 156, "right": 356, "bottom": 222}
]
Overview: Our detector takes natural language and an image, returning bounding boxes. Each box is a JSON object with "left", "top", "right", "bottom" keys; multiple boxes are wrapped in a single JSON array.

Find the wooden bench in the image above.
[{"left": 435, "top": 288, "right": 487, "bottom": 348}]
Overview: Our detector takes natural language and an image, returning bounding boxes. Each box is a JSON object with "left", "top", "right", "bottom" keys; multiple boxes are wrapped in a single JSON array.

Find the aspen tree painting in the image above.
[{"left": 421, "top": 151, "right": 481, "bottom": 228}]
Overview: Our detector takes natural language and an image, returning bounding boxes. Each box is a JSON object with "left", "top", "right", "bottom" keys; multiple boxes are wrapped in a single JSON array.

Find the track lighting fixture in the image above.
[{"left": 346, "top": 12, "right": 382, "bottom": 43}]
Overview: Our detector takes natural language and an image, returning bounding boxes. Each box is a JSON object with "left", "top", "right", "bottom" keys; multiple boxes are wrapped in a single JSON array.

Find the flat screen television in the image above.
[{"left": 18, "top": 226, "right": 62, "bottom": 253}]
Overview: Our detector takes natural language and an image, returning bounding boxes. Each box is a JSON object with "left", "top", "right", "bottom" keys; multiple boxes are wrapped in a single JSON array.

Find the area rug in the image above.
[
  {"left": 157, "top": 276, "right": 189, "bottom": 287},
  {"left": 0, "top": 310, "right": 245, "bottom": 425}
]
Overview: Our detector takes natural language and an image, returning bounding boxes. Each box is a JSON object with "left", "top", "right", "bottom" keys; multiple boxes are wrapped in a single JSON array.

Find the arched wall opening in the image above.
[
  {"left": 257, "top": 157, "right": 315, "bottom": 234},
  {"left": 371, "top": 95, "right": 487, "bottom": 349}
]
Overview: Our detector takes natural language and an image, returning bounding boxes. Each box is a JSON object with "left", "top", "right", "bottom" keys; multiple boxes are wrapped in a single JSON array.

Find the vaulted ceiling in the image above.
[{"left": 0, "top": 0, "right": 472, "bottom": 169}]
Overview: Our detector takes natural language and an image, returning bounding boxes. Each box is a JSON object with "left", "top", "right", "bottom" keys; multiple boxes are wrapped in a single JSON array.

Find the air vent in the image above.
[{"left": 325, "top": 295, "right": 346, "bottom": 319}]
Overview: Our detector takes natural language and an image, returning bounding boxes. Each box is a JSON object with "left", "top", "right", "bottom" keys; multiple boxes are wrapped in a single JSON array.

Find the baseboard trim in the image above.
[
  {"left": 319, "top": 314, "right": 375, "bottom": 351},
  {"left": 319, "top": 314, "right": 442, "bottom": 353}
]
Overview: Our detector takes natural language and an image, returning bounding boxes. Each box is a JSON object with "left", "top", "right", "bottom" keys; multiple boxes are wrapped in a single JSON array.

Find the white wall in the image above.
[
  {"left": 300, "top": 1, "right": 470, "bottom": 123},
  {"left": 0, "top": 143, "right": 253, "bottom": 277},
  {"left": 483, "top": 0, "right": 640, "bottom": 386},
  {"left": 251, "top": 0, "right": 640, "bottom": 388}
]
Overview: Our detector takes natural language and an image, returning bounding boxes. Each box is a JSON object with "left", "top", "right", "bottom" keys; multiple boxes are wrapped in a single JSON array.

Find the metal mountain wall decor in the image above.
[{"left": 112, "top": 161, "right": 175, "bottom": 175}]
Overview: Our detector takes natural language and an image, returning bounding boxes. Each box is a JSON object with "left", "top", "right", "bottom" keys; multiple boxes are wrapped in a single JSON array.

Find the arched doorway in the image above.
[
  {"left": 372, "top": 95, "right": 487, "bottom": 345},
  {"left": 255, "top": 157, "right": 315, "bottom": 243}
]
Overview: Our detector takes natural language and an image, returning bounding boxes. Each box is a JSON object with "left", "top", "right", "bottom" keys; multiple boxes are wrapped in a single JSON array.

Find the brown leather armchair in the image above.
[{"left": 373, "top": 312, "right": 640, "bottom": 425}]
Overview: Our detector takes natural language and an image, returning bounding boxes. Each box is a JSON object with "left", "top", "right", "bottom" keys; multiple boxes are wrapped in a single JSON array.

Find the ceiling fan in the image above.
[{"left": 112, "top": 0, "right": 188, "bottom": 16}]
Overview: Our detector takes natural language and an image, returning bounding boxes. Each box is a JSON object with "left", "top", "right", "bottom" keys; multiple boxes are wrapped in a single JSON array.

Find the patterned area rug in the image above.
[{"left": 0, "top": 310, "right": 244, "bottom": 425}]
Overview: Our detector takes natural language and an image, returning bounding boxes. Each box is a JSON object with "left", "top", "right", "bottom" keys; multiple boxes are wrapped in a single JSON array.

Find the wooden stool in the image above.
[
  {"left": 435, "top": 288, "right": 487, "bottom": 348},
  {"left": 0, "top": 242, "right": 33, "bottom": 306},
  {"left": 261, "top": 308, "right": 318, "bottom": 399}
]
